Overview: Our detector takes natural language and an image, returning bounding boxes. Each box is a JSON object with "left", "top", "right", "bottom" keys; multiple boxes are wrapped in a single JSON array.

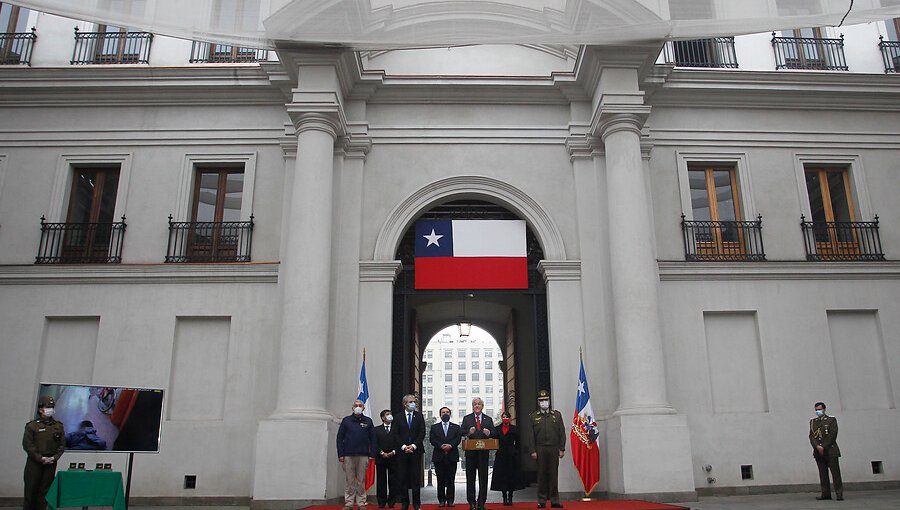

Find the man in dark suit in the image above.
[
  {"left": 375, "top": 409, "right": 400, "bottom": 508},
  {"left": 460, "top": 397, "right": 495, "bottom": 510},
  {"left": 430, "top": 407, "right": 462, "bottom": 507},
  {"left": 396, "top": 394, "right": 426, "bottom": 510},
  {"left": 809, "top": 401, "right": 843, "bottom": 501}
]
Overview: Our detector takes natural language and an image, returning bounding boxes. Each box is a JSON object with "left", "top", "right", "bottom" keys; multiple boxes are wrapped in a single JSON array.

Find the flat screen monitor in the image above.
[{"left": 37, "top": 383, "right": 164, "bottom": 453}]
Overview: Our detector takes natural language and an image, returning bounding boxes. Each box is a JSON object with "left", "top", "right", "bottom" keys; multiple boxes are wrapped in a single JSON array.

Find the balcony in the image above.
[
  {"left": 878, "top": 36, "right": 900, "bottom": 73},
  {"left": 35, "top": 216, "right": 126, "bottom": 264},
  {"left": 71, "top": 28, "right": 152, "bottom": 64},
  {"left": 189, "top": 41, "right": 268, "bottom": 63},
  {"left": 681, "top": 215, "right": 766, "bottom": 262},
  {"left": 0, "top": 28, "right": 36, "bottom": 65},
  {"left": 800, "top": 216, "right": 885, "bottom": 261},
  {"left": 772, "top": 33, "right": 848, "bottom": 71},
  {"left": 661, "top": 37, "right": 738, "bottom": 68},
  {"left": 165, "top": 216, "right": 254, "bottom": 263}
]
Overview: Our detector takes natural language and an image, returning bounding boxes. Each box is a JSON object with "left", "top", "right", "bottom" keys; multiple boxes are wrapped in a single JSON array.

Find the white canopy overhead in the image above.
[{"left": 12, "top": 0, "right": 900, "bottom": 50}]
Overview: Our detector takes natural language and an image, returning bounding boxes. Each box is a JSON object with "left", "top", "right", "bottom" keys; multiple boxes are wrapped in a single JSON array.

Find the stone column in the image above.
[
  {"left": 537, "top": 260, "right": 586, "bottom": 494},
  {"left": 358, "top": 261, "right": 402, "bottom": 415},
  {"left": 597, "top": 106, "right": 695, "bottom": 499}
]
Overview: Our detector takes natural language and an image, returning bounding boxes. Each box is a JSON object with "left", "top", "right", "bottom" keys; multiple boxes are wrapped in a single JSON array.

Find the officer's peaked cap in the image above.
[
  {"left": 38, "top": 395, "right": 56, "bottom": 407},
  {"left": 537, "top": 389, "right": 550, "bottom": 400}
]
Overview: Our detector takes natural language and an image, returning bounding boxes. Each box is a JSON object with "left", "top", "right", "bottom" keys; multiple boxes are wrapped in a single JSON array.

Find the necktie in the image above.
[
  {"left": 476, "top": 414, "right": 481, "bottom": 431},
  {"left": 386, "top": 426, "right": 390, "bottom": 433},
  {"left": 408, "top": 413, "right": 412, "bottom": 428},
  {"left": 444, "top": 423, "right": 448, "bottom": 436}
]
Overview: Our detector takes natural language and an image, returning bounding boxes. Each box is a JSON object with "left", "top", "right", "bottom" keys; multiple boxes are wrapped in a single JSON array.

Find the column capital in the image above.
[
  {"left": 359, "top": 260, "right": 402, "bottom": 282},
  {"left": 289, "top": 111, "right": 342, "bottom": 139},
  {"left": 565, "top": 134, "right": 603, "bottom": 161},
  {"left": 337, "top": 121, "right": 372, "bottom": 160},
  {"left": 538, "top": 260, "right": 581, "bottom": 283},
  {"left": 592, "top": 105, "right": 652, "bottom": 141}
]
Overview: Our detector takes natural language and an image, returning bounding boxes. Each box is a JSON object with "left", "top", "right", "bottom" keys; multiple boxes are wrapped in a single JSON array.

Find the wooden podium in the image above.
[{"left": 462, "top": 438, "right": 499, "bottom": 451}]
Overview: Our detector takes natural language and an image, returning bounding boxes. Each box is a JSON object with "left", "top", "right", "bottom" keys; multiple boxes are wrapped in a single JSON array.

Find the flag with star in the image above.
[
  {"left": 571, "top": 354, "right": 600, "bottom": 495},
  {"left": 414, "top": 219, "right": 527, "bottom": 289},
  {"left": 357, "top": 352, "right": 376, "bottom": 490}
]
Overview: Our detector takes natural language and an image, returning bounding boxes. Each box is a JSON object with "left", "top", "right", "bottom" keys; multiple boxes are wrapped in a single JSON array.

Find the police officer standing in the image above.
[
  {"left": 524, "top": 390, "right": 565, "bottom": 509},
  {"left": 23, "top": 395, "right": 65, "bottom": 510}
]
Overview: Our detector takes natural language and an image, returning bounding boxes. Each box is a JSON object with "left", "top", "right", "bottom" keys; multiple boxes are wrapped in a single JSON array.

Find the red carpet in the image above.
[{"left": 303, "top": 502, "right": 688, "bottom": 510}]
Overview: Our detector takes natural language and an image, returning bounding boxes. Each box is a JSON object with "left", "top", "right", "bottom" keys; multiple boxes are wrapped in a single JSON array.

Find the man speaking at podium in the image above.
[{"left": 461, "top": 397, "right": 495, "bottom": 510}]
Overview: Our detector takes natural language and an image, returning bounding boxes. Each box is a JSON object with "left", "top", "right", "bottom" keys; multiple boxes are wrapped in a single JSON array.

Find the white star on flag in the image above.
[
  {"left": 578, "top": 380, "right": 585, "bottom": 395},
  {"left": 423, "top": 229, "right": 443, "bottom": 247}
]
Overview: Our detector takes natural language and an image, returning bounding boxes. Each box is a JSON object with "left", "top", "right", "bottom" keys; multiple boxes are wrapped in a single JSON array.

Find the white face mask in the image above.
[
  {"left": 384, "top": 415, "right": 393, "bottom": 423},
  {"left": 353, "top": 406, "right": 364, "bottom": 415},
  {"left": 42, "top": 408, "right": 55, "bottom": 418},
  {"left": 538, "top": 400, "right": 549, "bottom": 411}
]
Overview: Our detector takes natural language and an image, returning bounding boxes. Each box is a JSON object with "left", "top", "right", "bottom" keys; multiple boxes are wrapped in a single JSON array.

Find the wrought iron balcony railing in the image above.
[
  {"left": 801, "top": 216, "right": 885, "bottom": 261},
  {"left": 681, "top": 215, "right": 766, "bottom": 262},
  {"left": 0, "top": 28, "right": 36, "bottom": 66},
  {"left": 165, "top": 215, "right": 254, "bottom": 263},
  {"left": 878, "top": 36, "right": 900, "bottom": 73},
  {"left": 772, "top": 33, "right": 848, "bottom": 71},
  {"left": 661, "top": 37, "right": 738, "bottom": 68},
  {"left": 189, "top": 41, "right": 268, "bottom": 63},
  {"left": 35, "top": 216, "right": 126, "bottom": 264},
  {"left": 71, "top": 27, "right": 152, "bottom": 64}
]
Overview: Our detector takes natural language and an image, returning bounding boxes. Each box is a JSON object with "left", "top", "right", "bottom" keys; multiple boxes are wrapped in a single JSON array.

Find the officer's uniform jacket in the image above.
[
  {"left": 524, "top": 409, "right": 566, "bottom": 455},
  {"left": 23, "top": 418, "right": 65, "bottom": 463},
  {"left": 809, "top": 414, "right": 841, "bottom": 458}
]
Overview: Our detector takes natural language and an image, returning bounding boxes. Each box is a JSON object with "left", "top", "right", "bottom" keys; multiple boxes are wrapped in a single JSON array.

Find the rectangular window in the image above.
[
  {"left": 426, "top": 363, "right": 433, "bottom": 371},
  {"left": 1, "top": 3, "right": 29, "bottom": 33},
  {"left": 425, "top": 375, "right": 432, "bottom": 383},
  {"left": 458, "top": 409, "right": 465, "bottom": 417},
  {"left": 485, "top": 350, "right": 492, "bottom": 358},
  {"left": 444, "top": 385, "right": 452, "bottom": 393},
  {"left": 803, "top": 166, "right": 866, "bottom": 258},
  {"left": 472, "top": 386, "right": 479, "bottom": 394},
  {"left": 472, "top": 373, "right": 479, "bottom": 382},
  {"left": 444, "top": 362, "right": 452, "bottom": 370},
  {"left": 458, "top": 397, "right": 467, "bottom": 405},
  {"left": 486, "top": 385, "right": 493, "bottom": 393},
  {"left": 471, "top": 350, "right": 479, "bottom": 358},
  {"left": 172, "top": 166, "right": 247, "bottom": 262},
  {"left": 458, "top": 373, "right": 466, "bottom": 382},
  {"left": 425, "top": 351, "right": 432, "bottom": 359},
  {"left": 472, "top": 361, "right": 479, "bottom": 370},
  {"left": 457, "top": 349, "right": 466, "bottom": 358},
  {"left": 61, "top": 166, "right": 121, "bottom": 261},
  {"left": 485, "top": 397, "right": 493, "bottom": 405},
  {"left": 485, "top": 373, "right": 493, "bottom": 381},
  {"left": 457, "top": 386, "right": 465, "bottom": 393},
  {"left": 444, "top": 351, "right": 452, "bottom": 358},
  {"left": 485, "top": 361, "right": 493, "bottom": 369},
  {"left": 458, "top": 361, "right": 466, "bottom": 370},
  {"left": 687, "top": 165, "right": 747, "bottom": 258},
  {"left": 444, "top": 374, "right": 452, "bottom": 382},
  {"left": 888, "top": 18, "right": 900, "bottom": 41}
]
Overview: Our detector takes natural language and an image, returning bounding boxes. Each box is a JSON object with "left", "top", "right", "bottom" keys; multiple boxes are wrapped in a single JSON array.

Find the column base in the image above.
[
  {"left": 252, "top": 415, "right": 339, "bottom": 509},
  {"left": 605, "top": 414, "right": 696, "bottom": 497}
]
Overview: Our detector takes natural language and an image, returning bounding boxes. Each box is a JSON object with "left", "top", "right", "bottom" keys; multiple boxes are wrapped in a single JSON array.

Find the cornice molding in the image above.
[
  {"left": 359, "top": 260, "right": 402, "bottom": 282},
  {"left": 657, "top": 260, "right": 900, "bottom": 281},
  {"left": 538, "top": 260, "right": 582, "bottom": 282},
  {"left": 0, "top": 263, "right": 280, "bottom": 285}
]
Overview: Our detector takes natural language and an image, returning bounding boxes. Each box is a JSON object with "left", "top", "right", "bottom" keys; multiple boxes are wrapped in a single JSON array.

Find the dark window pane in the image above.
[
  {"left": 688, "top": 170, "right": 711, "bottom": 221},
  {"left": 69, "top": 171, "right": 97, "bottom": 223},
  {"left": 827, "top": 172, "right": 852, "bottom": 223},
  {"left": 195, "top": 172, "right": 220, "bottom": 222},
  {"left": 805, "top": 172, "right": 826, "bottom": 222},
  {"left": 712, "top": 170, "right": 736, "bottom": 221},
  {"left": 222, "top": 172, "right": 243, "bottom": 222},
  {"left": 98, "top": 172, "right": 119, "bottom": 223}
]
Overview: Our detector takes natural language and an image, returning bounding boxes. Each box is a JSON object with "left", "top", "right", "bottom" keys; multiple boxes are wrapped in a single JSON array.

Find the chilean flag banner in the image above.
[
  {"left": 357, "top": 354, "right": 376, "bottom": 491},
  {"left": 571, "top": 357, "right": 601, "bottom": 495},
  {"left": 415, "top": 219, "right": 527, "bottom": 289}
]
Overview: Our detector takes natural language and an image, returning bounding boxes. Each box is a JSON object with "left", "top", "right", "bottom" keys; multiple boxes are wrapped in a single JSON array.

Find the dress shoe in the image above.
[
  {"left": 537, "top": 504, "right": 545, "bottom": 509},
  {"left": 439, "top": 503, "right": 445, "bottom": 508},
  {"left": 836, "top": 495, "right": 844, "bottom": 501},
  {"left": 816, "top": 496, "right": 832, "bottom": 501},
  {"left": 551, "top": 504, "right": 563, "bottom": 508}
]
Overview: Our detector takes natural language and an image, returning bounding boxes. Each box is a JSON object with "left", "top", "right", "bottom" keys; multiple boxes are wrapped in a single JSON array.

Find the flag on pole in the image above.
[
  {"left": 357, "top": 352, "right": 376, "bottom": 491},
  {"left": 414, "top": 219, "right": 528, "bottom": 289},
  {"left": 571, "top": 355, "right": 600, "bottom": 495}
]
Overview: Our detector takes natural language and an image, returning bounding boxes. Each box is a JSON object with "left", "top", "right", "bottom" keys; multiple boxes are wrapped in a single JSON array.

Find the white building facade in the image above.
[{"left": 1, "top": 4, "right": 900, "bottom": 508}]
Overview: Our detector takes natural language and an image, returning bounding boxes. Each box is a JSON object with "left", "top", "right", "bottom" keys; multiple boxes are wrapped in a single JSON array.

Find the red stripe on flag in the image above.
[
  {"left": 365, "top": 458, "right": 375, "bottom": 491},
  {"left": 415, "top": 257, "right": 528, "bottom": 289},
  {"left": 571, "top": 413, "right": 600, "bottom": 495}
]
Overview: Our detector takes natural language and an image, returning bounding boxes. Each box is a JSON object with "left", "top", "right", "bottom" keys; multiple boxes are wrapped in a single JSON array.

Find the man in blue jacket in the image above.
[{"left": 338, "top": 399, "right": 376, "bottom": 510}]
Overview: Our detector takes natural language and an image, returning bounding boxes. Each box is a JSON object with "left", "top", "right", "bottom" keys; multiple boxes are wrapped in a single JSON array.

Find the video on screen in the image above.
[{"left": 38, "top": 383, "right": 164, "bottom": 453}]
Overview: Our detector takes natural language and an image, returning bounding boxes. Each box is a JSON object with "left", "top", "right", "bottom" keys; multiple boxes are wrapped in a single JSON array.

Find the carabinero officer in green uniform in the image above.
[
  {"left": 524, "top": 390, "right": 566, "bottom": 509},
  {"left": 23, "top": 395, "right": 65, "bottom": 510}
]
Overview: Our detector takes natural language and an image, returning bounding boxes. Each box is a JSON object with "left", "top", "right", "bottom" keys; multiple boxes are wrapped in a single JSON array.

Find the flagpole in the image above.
[{"left": 578, "top": 346, "right": 594, "bottom": 501}]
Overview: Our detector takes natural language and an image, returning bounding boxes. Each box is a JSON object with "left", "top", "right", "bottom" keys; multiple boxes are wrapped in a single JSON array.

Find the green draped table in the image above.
[{"left": 46, "top": 470, "right": 126, "bottom": 510}]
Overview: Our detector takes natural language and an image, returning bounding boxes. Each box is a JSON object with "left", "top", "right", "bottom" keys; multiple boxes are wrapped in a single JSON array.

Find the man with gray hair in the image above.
[
  {"left": 337, "top": 399, "right": 376, "bottom": 510},
  {"left": 460, "top": 397, "right": 495, "bottom": 510},
  {"left": 396, "top": 394, "right": 425, "bottom": 510}
]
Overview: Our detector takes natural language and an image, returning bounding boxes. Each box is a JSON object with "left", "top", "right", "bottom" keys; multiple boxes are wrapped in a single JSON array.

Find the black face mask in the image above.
[{"left": 441, "top": 414, "right": 450, "bottom": 422}]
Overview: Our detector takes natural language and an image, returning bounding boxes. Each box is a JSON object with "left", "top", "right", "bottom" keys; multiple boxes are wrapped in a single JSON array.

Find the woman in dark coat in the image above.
[{"left": 490, "top": 412, "right": 522, "bottom": 505}]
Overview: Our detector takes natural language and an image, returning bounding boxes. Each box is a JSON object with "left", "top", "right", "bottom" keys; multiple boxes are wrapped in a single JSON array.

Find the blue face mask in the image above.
[
  {"left": 815, "top": 410, "right": 824, "bottom": 417},
  {"left": 441, "top": 414, "right": 450, "bottom": 422},
  {"left": 407, "top": 402, "right": 416, "bottom": 412}
]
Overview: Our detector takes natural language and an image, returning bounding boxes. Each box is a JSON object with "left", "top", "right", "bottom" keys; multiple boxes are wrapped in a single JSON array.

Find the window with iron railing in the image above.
[
  {"left": 772, "top": 29, "right": 848, "bottom": 71},
  {"left": 661, "top": 37, "right": 738, "bottom": 68},
  {"left": 878, "top": 36, "right": 900, "bottom": 73},
  {"left": 71, "top": 26, "right": 152, "bottom": 64},
  {"left": 0, "top": 2, "right": 34, "bottom": 65},
  {"left": 36, "top": 216, "right": 126, "bottom": 264},
  {"left": 801, "top": 216, "right": 884, "bottom": 261},
  {"left": 189, "top": 40, "right": 268, "bottom": 63}
]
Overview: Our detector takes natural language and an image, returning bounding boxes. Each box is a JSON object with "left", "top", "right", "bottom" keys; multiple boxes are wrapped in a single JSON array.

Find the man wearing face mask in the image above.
[
  {"left": 337, "top": 399, "right": 376, "bottom": 510},
  {"left": 809, "top": 402, "right": 842, "bottom": 501},
  {"left": 430, "top": 407, "right": 462, "bottom": 507},
  {"left": 461, "top": 397, "right": 495, "bottom": 510},
  {"left": 396, "top": 394, "right": 425, "bottom": 510},
  {"left": 375, "top": 409, "right": 400, "bottom": 508},
  {"left": 23, "top": 395, "right": 65, "bottom": 510},
  {"left": 523, "top": 390, "right": 566, "bottom": 509}
]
